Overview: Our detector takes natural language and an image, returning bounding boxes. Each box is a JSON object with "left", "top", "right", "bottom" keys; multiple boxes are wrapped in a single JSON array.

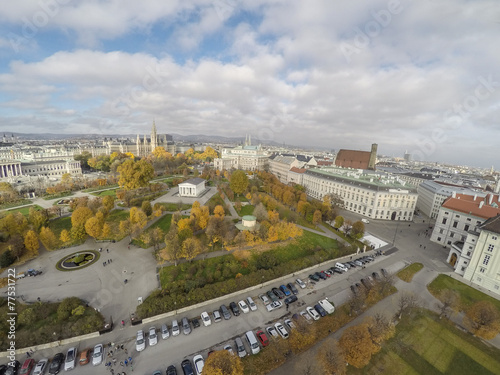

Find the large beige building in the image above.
[
  {"left": 269, "top": 155, "right": 300, "bottom": 183},
  {"left": 302, "top": 167, "right": 417, "bottom": 221},
  {"left": 214, "top": 135, "right": 268, "bottom": 171},
  {"left": 462, "top": 215, "right": 500, "bottom": 295}
]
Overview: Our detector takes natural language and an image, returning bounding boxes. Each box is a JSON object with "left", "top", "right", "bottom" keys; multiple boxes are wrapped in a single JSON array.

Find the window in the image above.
[
  {"left": 495, "top": 285, "right": 500, "bottom": 290},
  {"left": 439, "top": 229, "right": 444, "bottom": 234},
  {"left": 453, "top": 221, "right": 458, "bottom": 228},
  {"left": 464, "top": 224, "right": 470, "bottom": 231},
  {"left": 461, "top": 267, "right": 466, "bottom": 271},
  {"left": 479, "top": 268, "right": 485, "bottom": 274},
  {"left": 493, "top": 236, "right": 498, "bottom": 240},
  {"left": 477, "top": 277, "right": 482, "bottom": 282},
  {"left": 466, "top": 252, "right": 471, "bottom": 256},
  {"left": 437, "top": 237, "right": 441, "bottom": 241},
  {"left": 483, "top": 255, "right": 491, "bottom": 266},
  {"left": 442, "top": 218, "right": 447, "bottom": 225},
  {"left": 487, "top": 244, "right": 494, "bottom": 252}
]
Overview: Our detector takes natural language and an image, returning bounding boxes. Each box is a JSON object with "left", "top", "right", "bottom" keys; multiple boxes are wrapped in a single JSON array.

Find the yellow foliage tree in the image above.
[
  {"left": 213, "top": 205, "right": 225, "bottom": 219},
  {"left": 101, "top": 223, "right": 111, "bottom": 239},
  {"left": 182, "top": 238, "right": 203, "bottom": 262},
  {"left": 59, "top": 229, "right": 71, "bottom": 243},
  {"left": 464, "top": 300, "right": 500, "bottom": 339},
  {"left": 268, "top": 210, "right": 279, "bottom": 224},
  {"left": 312, "top": 210, "right": 322, "bottom": 225},
  {"left": 71, "top": 206, "right": 93, "bottom": 239},
  {"left": 39, "top": 226, "right": 58, "bottom": 250},
  {"left": 203, "top": 350, "right": 243, "bottom": 375},
  {"left": 24, "top": 230, "right": 39, "bottom": 257},
  {"left": 85, "top": 216, "right": 102, "bottom": 239},
  {"left": 338, "top": 323, "right": 378, "bottom": 368},
  {"left": 177, "top": 218, "right": 192, "bottom": 233}
]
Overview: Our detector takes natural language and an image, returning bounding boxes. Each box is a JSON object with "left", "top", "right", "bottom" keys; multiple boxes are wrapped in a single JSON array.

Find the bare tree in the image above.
[
  {"left": 295, "top": 357, "right": 320, "bottom": 375},
  {"left": 317, "top": 338, "right": 346, "bottom": 375},
  {"left": 437, "top": 289, "right": 460, "bottom": 319},
  {"left": 348, "top": 289, "right": 366, "bottom": 316},
  {"left": 396, "top": 292, "right": 420, "bottom": 319}
]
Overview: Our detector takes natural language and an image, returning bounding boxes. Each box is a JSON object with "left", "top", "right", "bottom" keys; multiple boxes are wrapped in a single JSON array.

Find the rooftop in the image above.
[
  {"left": 442, "top": 193, "right": 500, "bottom": 219},
  {"left": 480, "top": 214, "right": 500, "bottom": 235}
]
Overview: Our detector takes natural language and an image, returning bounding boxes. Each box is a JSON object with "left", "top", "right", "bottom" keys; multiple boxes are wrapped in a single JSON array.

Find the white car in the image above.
[
  {"left": 259, "top": 293, "right": 270, "bottom": 305},
  {"left": 246, "top": 296, "right": 258, "bottom": 311},
  {"left": 274, "top": 322, "right": 289, "bottom": 339},
  {"left": 361, "top": 218, "right": 370, "bottom": 224},
  {"left": 161, "top": 324, "right": 170, "bottom": 339},
  {"left": 266, "top": 326, "right": 279, "bottom": 340},
  {"left": 64, "top": 347, "right": 77, "bottom": 371},
  {"left": 201, "top": 311, "right": 212, "bottom": 326},
  {"left": 284, "top": 319, "right": 296, "bottom": 330},
  {"left": 92, "top": 344, "right": 104, "bottom": 366},
  {"left": 266, "top": 301, "right": 283, "bottom": 312},
  {"left": 193, "top": 354, "right": 204, "bottom": 375},
  {"left": 306, "top": 306, "right": 320, "bottom": 321},
  {"left": 148, "top": 326, "right": 158, "bottom": 346},
  {"left": 299, "top": 310, "right": 313, "bottom": 324},
  {"left": 296, "top": 278, "right": 307, "bottom": 289},
  {"left": 33, "top": 358, "right": 48, "bottom": 375},
  {"left": 238, "top": 300, "right": 250, "bottom": 313},
  {"left": 212, "top": 310, "right": 222, "bottom": 323},
  {"left": 136, "top": 330, "right": 146, "bottom": 351},
  {"left": 224, "top": 344, "right": 234, "bottom": 355},
  {"left": 171, "top": 319, "right": 180, "bottom": 336}
]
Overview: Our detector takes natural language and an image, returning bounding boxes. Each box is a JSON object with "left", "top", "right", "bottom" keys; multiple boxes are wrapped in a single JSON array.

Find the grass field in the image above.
[
  {"left": 156, "top": 202, "right": 192, "bottom": 212},
  {"left": 349, "top": 310, "right": 500, "bottom": 375},
  {"left": 7, "top": 204, "right": 44, "bottom": 216},
  {"left": 238, "top": 204, "right": 254, "bottom": 216},
  {"left": 91, "top": 188, "right": 118, "bottom": 197},
  {"left": 397, "top": 262, "right": 424, "bottom": 282},
  {"left": 428, "top": 274, "right": 500, "bottom": 311},
  {"left": 132, "top": 214, "right": 173, "bottom": 248}
]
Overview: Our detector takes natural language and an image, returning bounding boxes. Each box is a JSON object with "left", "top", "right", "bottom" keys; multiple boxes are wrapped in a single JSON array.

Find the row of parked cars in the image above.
[
  {"left": 258, "top": 279, "right": 306, "bottom": 311},
  {"left": 0, "top": 344, "right": 104, "bottom": 375}
]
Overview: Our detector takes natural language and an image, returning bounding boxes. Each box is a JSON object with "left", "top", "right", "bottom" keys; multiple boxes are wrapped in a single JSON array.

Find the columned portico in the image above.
[{"left": 0, "top": 161, "right": 22, "bottom": 178}]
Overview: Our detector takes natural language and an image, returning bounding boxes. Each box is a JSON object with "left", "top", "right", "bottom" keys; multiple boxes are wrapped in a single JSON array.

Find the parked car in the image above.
[
  {"left": 149, "top": 326, "right": 158, "bottom": 345},
  {"left": 284, "top": 295, "right": 298, "bottom": 305},
  {"left": 172, "top": 319, "right": 180, "bottom": 336},
  {"left": 354, "top": 260, "right": 364, "bottom": 267},
  {"left": 279, "top": 285, "right": 292, "bottom": 297},
  {"left": 182, "top": 317, "right": 191, "bottom": 335},
  {"left": 287, "top": 282, "right": 299, "bottom": 295},
  {"left": 223, "top": 344, "right": 234, "bottom": 355},
  {"left": 266, "top": 300, "right": 283, "bottom": 312},
  {"left": 272, "top": 287, "right": 285, "bottom": 299},
  {"left": 33, "top": 359, "right": 48, "bottom": 375},
  {"left": 161, "top": 323, "right": 170, "bottom": 339},
  {"left": 266, "top": 326, "right": 279, "bottom": 340},
  {"left": 306, "top": 306, "right": 320, "bottom": 320},
  {"left": 299, "top": 310, "right": 313, "bottom": 324},
  {"left": 92, "top": 344, "right": 104, "bottom": 366},
  {"left": 64, "top": 347, "right": 77, "bottom": 371},
  {"left": 246, "top": 296, "right": 258, "bottom": 311},
  {"left": 314, "top": 304, "right": 327, "bottom": 317},
  {"left": 235, "top": 337, "right": 247, "bottom": 358},
  {"left": 181, "top": 359, "right": 194, "bottom": 375},
  {"left": 78, "top": 348, "right": 91, "bottom": 366},
  {"left": 315, "top": 271, "right": 327, "bottom": 280},
  {"left": 48, "top": 354, "right": 63, "bottom": 374},
  {"left": 267, "top": 290, "right": 279, "bottom": 302},
  {"left": 5, "top": 361, "right": 20, "bottom": 375},
  {"left": 19, "top": 359, "right": 35, "bottom": 375},
  {"left": 213, "top": 310, "right": 222, "bottom": 323},
  {"left": 193, "top": 354, "right": 204, "bottom": 375},
  {"left": 201, "top": 311, "right": 212, "bottom": 326},
  {"left": 191, "top": 317, "right": 200, "bottom": 329},
  {"left": 296, "top": 278, "right": 307, "bottom": 289},
  {"left": 256, "top": 330, "right": 269, "bottom": 347},
  {"left": 220, "top": 305, "right": 231, "bottom": 320},
  {"left": 166, "top": 365, "right": 177, "bottom": 375},
  {"left": 284, "top": 319, "right": 296, "bottom": 330},
  {"left": 238, "top": 300, "right": 250, "bottom": 313},
  {"left": 308, "top": 274, "right": 320, "bottom": 282},
  {"left": 136, "top": 330, "right": 146, "bottom": 351},
  {"left": 229, "top": 301, "right": 240, "bottom": 316},
  {"left": 361, "top": 218, "right": 370, "bottom": 224},
  {"left": 274, "top": 322, "right": 289, "bottom": 339},
  {"left": 259, "top": 293, "right": 270, "bottom": 305}
]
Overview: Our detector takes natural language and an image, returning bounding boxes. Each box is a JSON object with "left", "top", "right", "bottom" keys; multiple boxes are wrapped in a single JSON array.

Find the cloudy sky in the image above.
[{"left": 0, "top": 0, "right": 499, "bottom": 167}]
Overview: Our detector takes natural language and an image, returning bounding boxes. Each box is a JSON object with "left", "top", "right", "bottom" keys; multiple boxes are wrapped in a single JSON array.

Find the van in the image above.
[
  {"left": 235, "top": 337, "right": 247, "bottom": 358},
  {"left": 318, "top": 299, "right": 335, "bottom": 314},
  {"left": 335, "top": 262, "right": 348, "bottom": 272},
  {"left": 245, "top": 331, "right": 261, "bottom": 355}
]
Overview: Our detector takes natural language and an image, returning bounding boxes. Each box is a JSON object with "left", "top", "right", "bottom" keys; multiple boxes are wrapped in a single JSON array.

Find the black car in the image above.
[
  {"left": 314, "top": 304, "right": 327, "bottom": 317},
  {"left": 287, "top": 282, "right": 299, "bottom": 295},
  {"left": 284, "top": 295, "right": 298, "bottom": 305},
  {"left": 315, "top": 272, "right": 327, "bottom": 280},
  {"left": 191, "top": 317, "right": 200, "bottom": 328},
  {"left": 181, "top": 359, "right": 194, "bottom": 375},
  {"left": 5, "top": 361, "right": 19, "bottom": 375},
  {"left": 229, "top": 301, "right": 240, "bottom": 316},
  {"left": 332, "top": 268, "right": 343, "bottom": 275},
  {"left": 49, "top": 354, "right": 64, "bottom": 374},
  {"left": 0, "top": 364, "right": 7, "bottom": 374},
  {"left": 309, "top": 273, "right": 320, "bottom": 282},
  {"left": 347, "top": 261, "right": 357, "bottom": 268},
  {"left": 166, "top": 364, "right": 178, "bottom": 375},
  {"left": 267, "top": 290, "right": 279, "bottom": 303},
  {"left": 272, "top": 287, "right": 285, "bottom": 299}
]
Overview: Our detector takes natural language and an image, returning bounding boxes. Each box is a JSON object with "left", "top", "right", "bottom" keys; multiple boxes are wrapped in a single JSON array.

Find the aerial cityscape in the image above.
[{"left": 1, "top": 1, "right": 500, "bottom": 375}]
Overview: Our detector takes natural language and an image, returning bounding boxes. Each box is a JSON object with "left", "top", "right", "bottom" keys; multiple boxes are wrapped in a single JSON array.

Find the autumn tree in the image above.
[
  {"left": 24, "top": 230, "right": 40, "bottom": 257},
  {"left": 338, "top": 323, "right": 378, "bottom": 368},
  {"left": 366, "top": 313, "right": 395, "bottom": 347},
  {"left": 317, "top": 338, "right": 346, "bottom": 375},
  {"left": 163, "top": 224, "right": 182, "bottom": 266},
  {"left": 289, "top": 322, "right": 316, "bottom": 354},
  {"left": 60, "top": 229, "right": 71, "bottom": 243},
  {"left": 253, "top": 203, "right": 268, "bottom": 221},
  {"left": 85, "top": 216, "right": 102, "bottom": 240},
  {"left": 141, "top": 200, "right": 153, "bottom": 217},
  {"left": 28, "top": 207, "right": 48, "bottom": 232},
  {"left": 203, "top": 350, "right": 243, "bottom": 375},
  {"left": 464, "top": 300, "right": 500, "bottom": 339},
  {"left": 213, "top": 205, "right": 225, "bottom": 219},
  {"left": 182, "top": 238, "right": 203, "bottom": 262},
  {"left": 351, "top": 221, "right": 365, "bottom": 239},
  {"left": 39, "top": 226, "right": 58, "bottom": 250},
  {"left": 312, "top": 210, "right": 322, "bottom": 225},
  {"left": 119, "top": 219, "right": 133, "bottom": 240},
  {"left": 101, "top": 223, "right": 111, "bottom": 239},
  {"left": 334, "top": 215, "right": 344, "bottom": 229},
  {"left": 102, "top": 195, "right": 115, "bottom": 211},
  {"left": 149, "top": 227, "right": 165, "bottom": 252},
  {"left": 71, "top": 206, "right": 93, "bottom": 239},
  {"left": 396, "top": 292, "right": 420, "bottom": 319},
  {"left": 229, "top": 170, "right": 249, "bottom": 197},
  {"left": 117, "top": 159, "right": 155, "bottom": 190}
]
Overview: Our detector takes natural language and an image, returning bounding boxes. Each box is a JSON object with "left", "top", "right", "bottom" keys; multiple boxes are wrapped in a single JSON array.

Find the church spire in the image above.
[{"left": 151, "top": 120, "right": 157, "bottom": 152}]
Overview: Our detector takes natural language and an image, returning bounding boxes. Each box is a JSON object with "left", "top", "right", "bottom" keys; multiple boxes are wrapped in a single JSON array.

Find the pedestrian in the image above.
[
  {"left": 107, "top": 248, "right": 109, "bottom": 253},
  {"left": 124, "top": 348, "right": 128, "bottom": 354},
  {"left": 26, "top": 351, "right": 31, "bottom": 358},
  {"left": 424, "top": 246, "right": 426, "bottom": 249},
  {"left": 128, "top": 245, "right": 130, "bottom": 249},
  {"left": 128, "top": 356, "right": 132, "bottom": 364},
  {"left": 124, "top": 279, "right": 128, "bottom": 284},
  {"left": 419, "top": 244, "right": 422, "bottom": 248},
  {"left": 99, "top": 247, "right": 102, "bottom": 252},
  {"left": 108, "top": 259, "right": 110, "bottom": 264},
  {"left": 120, "top": 361, "right": 124, "bottom": 367},
  {"left": 130, "top": 365, "right": 133, "bottom": 372},
  {"left": 121, "top": 344, "right": 124, "bottom": 350},
  {"left": 113, "top": 358, "right": 117, "bottom": 365},
  {"left": 286, "top": 303, "right": 289, "bottom": 311},
  {"left": 103, "top": 262, "right": 106, "bottom": 266},
  {"left": 109, "top": 350, "right": 113, "bottom": 356},
  {"left": 121, "top": 320, "right": 125, "bottom": 327},
  {"left": 124, "top": 359, "right": 128, "bottom": 367}
]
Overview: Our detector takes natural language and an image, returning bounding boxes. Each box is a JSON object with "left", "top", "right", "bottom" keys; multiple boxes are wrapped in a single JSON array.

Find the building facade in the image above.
[
  {"left": 335, "top": 144, "right": 377, "bottom": 170},
  {"left": 269, "top": 155, "right": 300, "bottom": 183},
  {"left": 462, "top": 215, "right": 500, "bottom": 295},
  {"left": 302, "top": 168, "right": 417, "bottom": 221},
  {"left": 214, "top": 135, "right": 269, "bottom": 171},
  {"left": 136, "top": 122, "right": 175, "bottom": 157},
  {"left": 178, "top": 178, "right": 206, "bottom": 197}
]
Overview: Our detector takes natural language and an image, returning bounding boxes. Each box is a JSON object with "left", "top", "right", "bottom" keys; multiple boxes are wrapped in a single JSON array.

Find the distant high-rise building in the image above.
[{"left": 404, "top": 150, "right": 411, "bottom": 162}]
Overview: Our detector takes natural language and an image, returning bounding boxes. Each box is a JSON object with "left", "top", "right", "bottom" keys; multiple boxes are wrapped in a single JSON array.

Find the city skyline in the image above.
[{"left": 0, "top": 0, "right": 499, "bottom": 168}]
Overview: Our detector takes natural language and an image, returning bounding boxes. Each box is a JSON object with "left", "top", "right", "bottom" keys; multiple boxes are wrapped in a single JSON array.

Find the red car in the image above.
[
  {"left": 321, "top": 271, "right": 331, "bottom": 278},
  {"left": 19, "top": 358, "right": 35, "bottom": 375},
  {"left": 256, "top": 330, "right": 269, "bottom": 347}
]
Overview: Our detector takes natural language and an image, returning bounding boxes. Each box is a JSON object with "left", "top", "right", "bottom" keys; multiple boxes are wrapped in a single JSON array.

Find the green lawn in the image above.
[
  {"left": 132, "top": 214, "right": 173, "bottom": 248},
  {"left": 349, "top": 310, "right": 500, "bottom": 375},
  {"left": 0, "top": 199, "right": 33, "bottom": 210},
  {"left": 104, "top": 209, "right": 130, "bottom": 240},
  {"left": 428, "top": 274, "right": 500, "bottom": 311},
  {"left": 7, "top": 204, "right": 44, "bottom": 216},
  {"left": 156, "top": 202, "right": 192, "bottom": 212},
  {"left": 397, "top": 262, "right": 424, "bottom": 283},
  {"left": 238, "top": 204, "right": 254, "bottom": 216},
  {"left": 42, "top": 191, "right": 74, "bottom": 200},
  {"left": 91, "top": 188, "right": 118, "bottom": 197}
]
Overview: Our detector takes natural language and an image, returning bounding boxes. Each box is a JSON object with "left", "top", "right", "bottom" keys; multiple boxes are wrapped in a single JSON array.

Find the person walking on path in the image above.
[{"left": 124, "top": 359, "right": 128, "bottom": 367}]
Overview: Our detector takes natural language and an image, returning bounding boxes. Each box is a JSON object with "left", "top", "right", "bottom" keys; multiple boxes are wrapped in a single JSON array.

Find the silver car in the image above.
[
  {"left": 33, "top": 358, "right": 48, "bottom": 375},
  {"left": 171, "top": 319, "right": 180, "bottom": 336},
  {"left": 64, "top": 347, "right": 77, "bottom": 371},
  {"left": 182, "top": 317, "right": 191, "bottom": 335},
  {"left": 92, "top": 344, "right": 104, "bottom": 366},
  {"left": 161, "top": 324, "right": 170, "bottom": 339}
]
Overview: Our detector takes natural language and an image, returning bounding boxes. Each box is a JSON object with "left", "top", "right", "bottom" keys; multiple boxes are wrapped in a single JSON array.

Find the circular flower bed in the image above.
[{"left": 56, "top": 250, "right": 100, "bottom": 271}]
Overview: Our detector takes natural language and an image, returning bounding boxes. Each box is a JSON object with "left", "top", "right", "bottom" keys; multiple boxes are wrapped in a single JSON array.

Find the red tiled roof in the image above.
[
  {"left": 442, "top": 193, "right": 500, "bottom": 219},
  {"left": 289, "top": 167, "right": 306, "bottom": 174},
  {"left": 335, "top": 149, "right": 371, "bottom": 169},
  {"left": 317, "top": 160, "right": 333, "bottom": 166}
]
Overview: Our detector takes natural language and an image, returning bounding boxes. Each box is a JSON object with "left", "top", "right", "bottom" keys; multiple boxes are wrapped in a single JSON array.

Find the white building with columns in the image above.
[
  {"left": 0, "top": 160, "right": 22, "bottom": 178},
  {"left": 178, "top": 178, "right": 206, "bottom": 197}
]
